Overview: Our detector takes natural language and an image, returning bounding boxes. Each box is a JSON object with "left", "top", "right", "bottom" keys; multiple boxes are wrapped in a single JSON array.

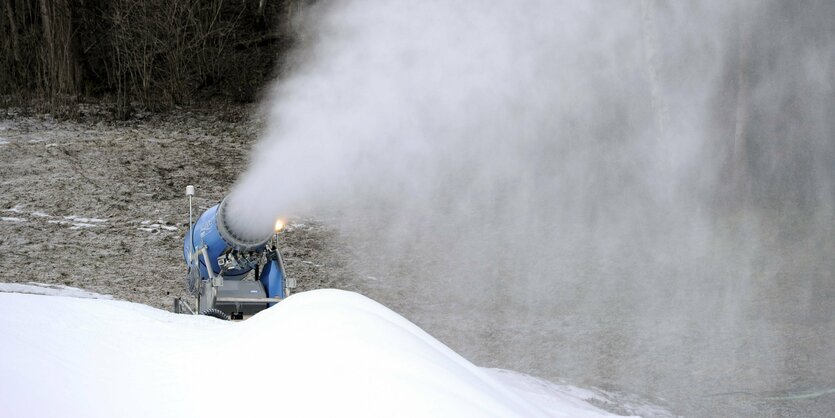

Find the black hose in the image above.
[{"left": 200, "top": 308, "right": 230, "bottom": 320}]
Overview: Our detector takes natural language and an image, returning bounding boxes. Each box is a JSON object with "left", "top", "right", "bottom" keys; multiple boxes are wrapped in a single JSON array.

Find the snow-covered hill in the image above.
[{"left": 0, "top": 285, "right": 630, "bottom": 417}]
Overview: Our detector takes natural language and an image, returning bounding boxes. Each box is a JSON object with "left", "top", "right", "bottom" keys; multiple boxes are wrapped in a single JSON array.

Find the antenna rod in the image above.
[{"left": 186, "top": 185, "right": 195, "bottom": 248}]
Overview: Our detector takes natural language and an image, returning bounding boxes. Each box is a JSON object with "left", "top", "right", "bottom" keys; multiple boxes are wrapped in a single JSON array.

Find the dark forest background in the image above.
[{"left": 1, "top": 0, "right": 310, "bottom": 118}]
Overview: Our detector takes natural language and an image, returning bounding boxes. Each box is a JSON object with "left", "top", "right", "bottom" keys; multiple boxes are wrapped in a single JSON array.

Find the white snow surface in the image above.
[
  {"left": 0, "top": 282, "right": 113, "bottom": 299},
  {"left": 0, "top": 286, "right": 631, "bottom": 418}
]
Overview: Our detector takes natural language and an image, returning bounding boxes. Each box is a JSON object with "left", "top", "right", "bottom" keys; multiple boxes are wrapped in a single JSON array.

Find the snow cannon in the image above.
[{"left": 174, "top": 185, "right": 296, "bottom": 320}]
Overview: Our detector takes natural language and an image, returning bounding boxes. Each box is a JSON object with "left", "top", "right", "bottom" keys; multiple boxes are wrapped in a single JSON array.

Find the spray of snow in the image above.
[{"left": 223, "top": 1, "right": 835, "bottom": 414}]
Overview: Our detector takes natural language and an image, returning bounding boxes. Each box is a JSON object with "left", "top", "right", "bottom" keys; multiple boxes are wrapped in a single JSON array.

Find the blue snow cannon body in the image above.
[{"left": 181, "top": 196, "right": 289, "bottom": 319}]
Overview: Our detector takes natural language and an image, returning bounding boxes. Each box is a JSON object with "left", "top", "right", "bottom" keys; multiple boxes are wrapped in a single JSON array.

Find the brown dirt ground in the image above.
[{"left": 0, "top": 104, "right": 360, "bottom": 310}]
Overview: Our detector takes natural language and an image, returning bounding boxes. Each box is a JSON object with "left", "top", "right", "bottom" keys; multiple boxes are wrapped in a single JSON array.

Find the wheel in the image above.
[{"left": 200, "top": 308, "right": 230, "bottom": 320}]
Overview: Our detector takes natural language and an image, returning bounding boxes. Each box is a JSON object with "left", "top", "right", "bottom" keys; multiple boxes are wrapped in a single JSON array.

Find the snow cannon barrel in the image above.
[{"left": 183, "top": 197, "right": 274, "bottom": 283}]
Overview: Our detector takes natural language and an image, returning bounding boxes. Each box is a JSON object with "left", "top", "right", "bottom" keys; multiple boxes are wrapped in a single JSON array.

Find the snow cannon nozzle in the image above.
[{"left": 216, "top": 196, "right": 274, "bottom": 252}]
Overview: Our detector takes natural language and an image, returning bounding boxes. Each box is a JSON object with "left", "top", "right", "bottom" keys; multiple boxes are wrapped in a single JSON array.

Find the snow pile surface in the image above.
[
  {"left": 0, "top": 282, "right": 113, "bottom": 299},
  {"left": 0, "top": 287, "right": 631, "bottom": 418}
]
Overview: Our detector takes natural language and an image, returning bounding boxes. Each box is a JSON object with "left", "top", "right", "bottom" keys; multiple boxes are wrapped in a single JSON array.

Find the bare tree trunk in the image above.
[
  {"left": 39, "top": 0, "right": 79, "bottom": 99},
  {"left": 4, "top": 0, "right": 20, "bottom": 63},
  {"left": 56, "top": 0, "right": 79, "bottom": 94},
  {"left": 39, "top": 0, "right": 55, "bottom": 95}
]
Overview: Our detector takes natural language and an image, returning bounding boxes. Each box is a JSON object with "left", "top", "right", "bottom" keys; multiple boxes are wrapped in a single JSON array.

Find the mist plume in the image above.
[{"left": 227, "top": 1, "right": 835, "bottom": 415}]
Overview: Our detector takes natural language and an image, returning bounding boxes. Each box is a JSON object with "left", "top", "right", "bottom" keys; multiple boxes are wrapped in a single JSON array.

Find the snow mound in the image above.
[{"left": 0, "top": 288, "right": 633, "bottom": 418}]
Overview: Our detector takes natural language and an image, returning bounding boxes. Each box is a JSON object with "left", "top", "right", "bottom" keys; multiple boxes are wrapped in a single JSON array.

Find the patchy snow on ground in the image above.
[
  {"left": 138, "top": 219, "right": 178, "bottom": 233},
  {"left": 64, "top": 215, "right": 108, "bottom": 223},
  {"left": 46, "top": 216, "right": 106, "bottom": 229},
  {"left": 285, "top": 221, "right": 307, "bottom": 231},
  {"left": 48, "top": 219, "right": 99, "bottom": 229},
  {"left": 0, "top": 286, "right": 632, "bottom": 418},
  {"left": 0, "top": 216, "right": 26, "bottom": 222},
  {"left": 2, "top": 206, "right": 25, "bottom": 221},
  {"left": 139, "top": 224, "right": 178, "bottom": 232},
  {"left": 2, "top": 207, "right": 109, "bottom": 229},
  {"left": 69, "top": 222, "right": 100, "bottom": 229}
]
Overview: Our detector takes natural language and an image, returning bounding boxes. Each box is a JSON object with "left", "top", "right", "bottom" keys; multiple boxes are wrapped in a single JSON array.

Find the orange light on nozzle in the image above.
[{"left": 274, "top": 219, "right": 286, "bottom": 234}]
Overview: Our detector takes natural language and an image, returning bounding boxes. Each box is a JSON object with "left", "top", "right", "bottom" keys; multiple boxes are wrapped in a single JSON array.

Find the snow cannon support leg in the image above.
[{"left": 260, "top": 255, "right": 286, "bottom": 303}]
